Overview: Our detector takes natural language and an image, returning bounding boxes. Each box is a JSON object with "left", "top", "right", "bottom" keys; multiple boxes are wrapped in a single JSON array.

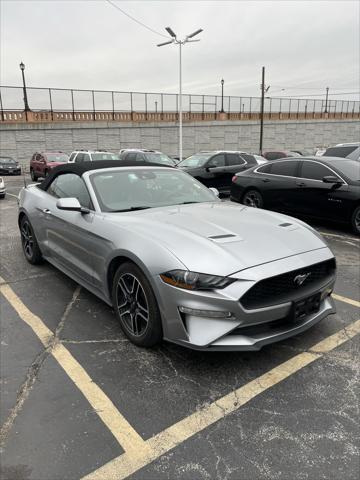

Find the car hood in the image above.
[
  {"left": 48, "top": 162, "right": 67, "bottom": 167},
  {"left": 106, "top": 202, "right": 328, "bottom": 276},
  {"left": 0, "top": 163, "right": 18, "bottom": 168}
]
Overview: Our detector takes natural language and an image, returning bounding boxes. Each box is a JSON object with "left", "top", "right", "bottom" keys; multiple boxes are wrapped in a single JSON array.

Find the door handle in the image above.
[
  {"left": 42, "top": 208, "right": 52, "bottom": 214},
  {"left": 296, "top": 182, "right": 306, "bottom": 187},
  {"left": 262, "top": 178, "right": 270, "bottom": 183}
]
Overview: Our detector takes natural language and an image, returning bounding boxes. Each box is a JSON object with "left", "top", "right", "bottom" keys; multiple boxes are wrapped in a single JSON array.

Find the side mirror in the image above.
[
  {"left": 56, "top": 197, "right": 90, "bottom": 214},
  {"left": 209, "top": 187, "right": 220, "bottom": 197},
  {"left": 322, "top": 175, "right": 343, "bottom": 184},
  {"left": 205, "top": 163, "right": 216, "bottom": 172}
]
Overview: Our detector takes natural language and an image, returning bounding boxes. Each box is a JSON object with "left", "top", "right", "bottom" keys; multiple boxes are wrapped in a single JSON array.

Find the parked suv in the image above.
[
  {"left": 323, "top": 143, "right": 360, "bottom": 161},
  {"left": 0, "top": 156, "right": 22, "bottom": 175},
  {"left": 119, "top": 149, "right": 176, "bottom": 166},
  {"left": 30, "top": 152, "right": 69, "bottom": 181},
  {"left": 68, "top": 150, "right": 120, "bottom": 163},
  {"left": 177, "top": 151, "right": 257, "bottom": 194}
]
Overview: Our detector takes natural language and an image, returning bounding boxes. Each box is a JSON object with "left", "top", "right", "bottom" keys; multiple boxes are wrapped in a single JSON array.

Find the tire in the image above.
[
  {"left": 20, "top": 216, "right": 43, "bottom": 264},
  {"left": 351, "top": 206, "right": 360, "bottom": 235},
  {"left": 0, "top": 194, "right": 5, "bottom": 199},
  {"left": 30, "top": 169, "right": 38, "bottom": 181},
  {"left": 242, "top": 189, "right": 264, "bottom": 208},
  {"left": 112, "top": 262, "right": 163, "bottom": 347}
]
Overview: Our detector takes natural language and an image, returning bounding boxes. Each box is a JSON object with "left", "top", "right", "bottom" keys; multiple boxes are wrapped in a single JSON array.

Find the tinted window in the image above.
[
  {"left": 75, "top": 153, "right": 85, "bottom": 163},
  {"left": 125, "top": 152, "right": 137, "bottom": 161},
  {"left": 324, "top": 146, "right": 358, "bottom": 158},
  {"left": 301, "top": 161, "right": 333, "bottom": 180},
  {"left": 271, "top": 161, "right": 298, "bottom": 177},
  {"left": 227, "top": 154, "right": 245, "bottom": 166},
  {"left": 69, "top": 153, "right": 76, "bottom": 162},
  {"left": 240, "top": 154, "right": 257, "bottom": 165},
  {"left": 209, "top": 154, "right": 225, "bottom": 167},
  {"left": 257, "top": 163, "right": 272, "bottom": 173},
  {"left": 47, "top": 173, "right": 92, "bottom": 209}
]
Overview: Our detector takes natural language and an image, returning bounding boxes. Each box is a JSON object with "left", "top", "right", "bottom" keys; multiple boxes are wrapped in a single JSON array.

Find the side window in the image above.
[
  {"left": 83, "top": 153, "right": 91, "bottom": 162},
  {"left": 69, "top": 153, "right": 76, "bottom": 162},
  {"left": 300, "top": 161, "right": 335, "bottom": 181},
  {"left": 47, "top": 173, "right": 93, "bottom": 209},
  {"left": 126, "top": 152, "right": 137, "bottom": 161},
  {"left": 257, "top": 163, "right": 272, "bottom": 173},
  {"left": 75, "top": 153, "right": 84, "bottom": 163},
  {"left": 136, "top": 153, "right": 145, "bottom": 161},
  {"left": 240, "top": 154, "right": 257, "bottom": 165},
  {"left": 271, "top": 161, "right": 298, "bottom": 177},
  {"left": 209, "top": 154, "right": 225, "bottom": 167},
  {"left": 227, "top": 153, "right": 245, "bottom": 166}
]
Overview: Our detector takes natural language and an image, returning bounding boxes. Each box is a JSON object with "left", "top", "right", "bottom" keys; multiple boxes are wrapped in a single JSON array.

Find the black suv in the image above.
[
  {"left": 0, "top": 156, "right": 22, "bottom": 175},
  {"left": 177, "top": 151, "right": 257, "bottom": 193}
]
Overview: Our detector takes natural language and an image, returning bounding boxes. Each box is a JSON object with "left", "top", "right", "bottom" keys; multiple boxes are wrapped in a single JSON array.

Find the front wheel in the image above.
[
  {"left": 20, "top": 216, "right": 43, "bottom": 264},
  {"left": 112, "top": 262, "right": 163, "bottom": 347},
  {"left": 351, "top": 206, "right": 360, "bottom": 235},
  {"left": 242, "top": 189, "right": 264, "bottom": 208}
]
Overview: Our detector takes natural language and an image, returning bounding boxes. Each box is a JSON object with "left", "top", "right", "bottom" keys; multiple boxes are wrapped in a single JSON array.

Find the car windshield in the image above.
[
  {"left": 0, "top": 157, "right": 15, "bottom": 164},
  {"left": 47, "top": 154, "right": 69, "bottom": 163},
  {"left": 328, "top": 159, "right": 360, "bottom": 180},
  {"left": 177, "top": 154, "right": 213, "bottom": 168},
  {"left": 144, "top": 153, "right": 176, "bottom": 166},
  {"left": 91, "top": 153, "right": 121, "bottom": 161},
  {"left": 90, "top": 168, "right": 218, "bottom": 212}
]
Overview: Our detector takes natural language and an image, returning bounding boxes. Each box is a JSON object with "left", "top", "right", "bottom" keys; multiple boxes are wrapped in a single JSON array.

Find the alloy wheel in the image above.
[
  {"left": 116, "top": 273, "right": 149, "bottom": 336},
  {"left": 21, "top": 220, "right": 34, "bottom": 258},
  {"left": 243, "top": 191, "right": 262, "bottom": 208},
  {"left": 355, "top": 209, "right": 360, "bottom": 233}
]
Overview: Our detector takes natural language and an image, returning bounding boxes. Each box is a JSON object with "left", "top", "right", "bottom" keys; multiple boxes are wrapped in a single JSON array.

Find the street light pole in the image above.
[
  {"left": 220, "top": 79, "right": 225, "bottom": 113},
  {"left": 157, "top": 27, "right": 203, "bottom": 162},
  {"left": 19, "top": 62, "right": 30, "bottom": 112},
  {"left": 324, "top": 86, "right": 329, "bottom": 113}
]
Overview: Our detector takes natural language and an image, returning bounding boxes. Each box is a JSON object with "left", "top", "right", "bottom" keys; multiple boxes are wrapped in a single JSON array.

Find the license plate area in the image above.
[{"left": 292, "top": 292, "right": 321, "bottom": 322}]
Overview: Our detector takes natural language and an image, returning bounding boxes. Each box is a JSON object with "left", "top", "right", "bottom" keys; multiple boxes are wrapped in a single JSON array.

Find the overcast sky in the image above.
[{"left": 1, "top": 0, "right": 359, "bottom": 102}]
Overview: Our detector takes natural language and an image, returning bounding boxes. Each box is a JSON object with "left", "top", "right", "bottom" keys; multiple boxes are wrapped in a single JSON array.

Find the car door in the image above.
[
  {"left": 202, "top": 153, "right": 227, "bottom": 190},
  {"left": 224, "top": 153, "right": 248, "bottom": 187},
  {"left": 43, "top": 173, "right": 97, "bottom": 284},
  {"left": 258, "top": 160, "right": 300, "bottom": 212},
  {"left": 296, "top": 160, "right": 349, "bottom": 220}
]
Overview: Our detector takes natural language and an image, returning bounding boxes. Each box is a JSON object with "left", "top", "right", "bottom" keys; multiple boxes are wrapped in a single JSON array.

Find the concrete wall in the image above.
[{"left": 1, "top": 119, "right": 359, "bottom": 169}]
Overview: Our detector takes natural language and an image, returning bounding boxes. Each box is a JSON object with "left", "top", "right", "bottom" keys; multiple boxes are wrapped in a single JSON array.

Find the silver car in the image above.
[{"left": 18, "top": 161, "right": 336, "bottom": 351}]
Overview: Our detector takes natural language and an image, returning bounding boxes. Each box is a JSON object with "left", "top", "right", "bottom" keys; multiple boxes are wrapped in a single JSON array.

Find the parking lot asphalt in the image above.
[{"left": 1, "top": 175, "right": 359, "bottom": 480}]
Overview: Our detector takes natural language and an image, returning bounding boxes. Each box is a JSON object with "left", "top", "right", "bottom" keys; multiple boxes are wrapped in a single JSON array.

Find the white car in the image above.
[
  {"left": 68, "top": 151, "right": 120, "bottom": 163},
  {"left": 0, "top": 177, "right": 6, "bottom": 198}
]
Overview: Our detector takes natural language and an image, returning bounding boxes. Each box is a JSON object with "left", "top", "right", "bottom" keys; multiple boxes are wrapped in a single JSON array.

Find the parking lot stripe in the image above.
[
  {"left": 0, "top": 278, "right": 146, "bottom": 453},
  {"left": 83, "top": 318, "right": 360, "bottom": 480},
  {"left": 332, "top": 293, "right": 360, "bottom": 308}
]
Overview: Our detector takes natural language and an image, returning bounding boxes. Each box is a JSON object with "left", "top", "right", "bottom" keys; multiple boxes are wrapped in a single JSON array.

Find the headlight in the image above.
[{"left": 160, "top": 270, "right": 236, "bottom": 291}]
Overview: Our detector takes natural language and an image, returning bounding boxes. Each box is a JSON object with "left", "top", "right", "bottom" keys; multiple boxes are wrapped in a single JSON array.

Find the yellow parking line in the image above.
[
  {"left": 0, "top": 277, "right": 145, "bottom": 453},
  {"left": 333, "top": 293, "right": 360, "bottom": 308},
  {"left": 83, "top": 318, "right": 360, "bottom": 480}
]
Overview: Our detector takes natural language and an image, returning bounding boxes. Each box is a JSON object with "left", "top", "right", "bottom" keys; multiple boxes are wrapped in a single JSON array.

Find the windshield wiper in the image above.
[
  {"left": 178, "top": 201, "right": 201, "bottom": 205},
  {"left": 111, "top": 206, "right": 152, "bottom": 212}
]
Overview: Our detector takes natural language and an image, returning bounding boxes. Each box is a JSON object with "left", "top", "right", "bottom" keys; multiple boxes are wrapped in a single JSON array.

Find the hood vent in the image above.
[{"left": 208, "top": 233, "right": 243, "bottom": 244}]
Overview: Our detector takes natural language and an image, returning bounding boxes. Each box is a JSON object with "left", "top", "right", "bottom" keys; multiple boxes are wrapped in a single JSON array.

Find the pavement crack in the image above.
[
  {"left": 61, "top": 338, "right": 127, "bottom": 344},
  {"left": 0, "top": 286, "right": 81, "bottom": 447}
]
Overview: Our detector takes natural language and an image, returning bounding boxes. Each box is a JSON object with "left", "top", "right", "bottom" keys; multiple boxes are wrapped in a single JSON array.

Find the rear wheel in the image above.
[
  {"left": 30, "top": 169, "right": 38, "bottom": 181},
  {"left": 20, "top": 216, "right": 43, "bottom": 264},
  {"left": 351, "top": 206, "right": 360, "bottom": 235},
  {"left": 242, "top": 189, "right": 264, "bottom": 208},
  {"left": 112, "top": 262, "right": 163, "bottom": 347}
]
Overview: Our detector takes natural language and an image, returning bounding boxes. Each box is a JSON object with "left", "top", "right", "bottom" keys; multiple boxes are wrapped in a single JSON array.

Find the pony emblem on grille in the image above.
[{"left": 293, "top": 272, "right": 311, "bottom": 287}]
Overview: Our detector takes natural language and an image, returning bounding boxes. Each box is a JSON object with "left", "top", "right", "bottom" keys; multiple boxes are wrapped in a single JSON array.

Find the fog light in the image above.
[{"left": 179, "top": 306, "right": 234, "bottom": 318}]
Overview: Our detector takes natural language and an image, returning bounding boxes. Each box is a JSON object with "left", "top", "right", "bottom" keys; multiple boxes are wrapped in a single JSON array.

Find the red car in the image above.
[
  {"left": 30, "top": 152, "right": 69, "bottom": 181},
  {"left": 262, "top": 150, "right": 302, "bottom": 161}
]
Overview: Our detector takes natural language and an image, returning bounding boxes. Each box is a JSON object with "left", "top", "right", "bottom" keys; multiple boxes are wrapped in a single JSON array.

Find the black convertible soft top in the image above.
[{"left": 37, "top": 160, "right": 172, "bottom": 191}]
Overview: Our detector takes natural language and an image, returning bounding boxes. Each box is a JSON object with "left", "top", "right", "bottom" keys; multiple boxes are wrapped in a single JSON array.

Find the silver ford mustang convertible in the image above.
[{"left": 18, "top": 161, "right": 336, "bottom": 350}]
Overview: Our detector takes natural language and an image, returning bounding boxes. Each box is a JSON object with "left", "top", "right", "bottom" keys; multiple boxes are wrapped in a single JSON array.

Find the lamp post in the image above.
[
  {"left": 19, "top": 62, "right": 30, "bottom": 112},
  {"left": 157, "top": 27, "right": 203, "bottom": 162},
  {"left": 220, "top": 78, "right": 225, "bottom": 113},
  {"left": 324, "top": 86, "right": 329, "bottom": 113}
]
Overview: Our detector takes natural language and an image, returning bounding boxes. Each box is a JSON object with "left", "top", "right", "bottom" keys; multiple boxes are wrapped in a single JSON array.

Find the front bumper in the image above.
[
  {"left": 154, "top": 248, "right": 336, "bottom": 351},
  {"left": 0, "top": 168, "right": 21, "bottom": 175}
]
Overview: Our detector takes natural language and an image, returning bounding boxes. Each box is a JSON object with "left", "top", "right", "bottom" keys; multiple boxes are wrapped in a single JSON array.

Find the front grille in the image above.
[{"left": 240, "top": 258, "right": 336, "bottom": 310}]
